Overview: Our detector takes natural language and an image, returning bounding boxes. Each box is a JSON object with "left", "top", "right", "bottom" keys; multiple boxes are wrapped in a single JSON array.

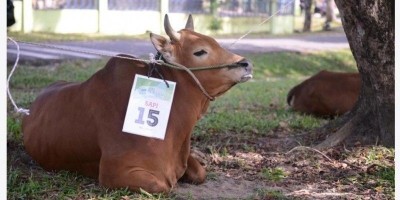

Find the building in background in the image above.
[{"left": 9, "top": 0, "right": 295, "bottom": 35}]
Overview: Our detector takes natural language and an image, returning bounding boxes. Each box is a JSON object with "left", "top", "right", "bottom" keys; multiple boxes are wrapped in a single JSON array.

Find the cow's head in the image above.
[{"left": 150, "top": 14, "right": 253, "bottom": 98}]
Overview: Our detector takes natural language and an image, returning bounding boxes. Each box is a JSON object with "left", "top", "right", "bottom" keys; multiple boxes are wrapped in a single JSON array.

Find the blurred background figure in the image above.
[
  {"left": 323, "top": 0, "right": 337, "bottom": 31},
  {"left": 7, "top": 0, "right": 16, "bottom": 27}
]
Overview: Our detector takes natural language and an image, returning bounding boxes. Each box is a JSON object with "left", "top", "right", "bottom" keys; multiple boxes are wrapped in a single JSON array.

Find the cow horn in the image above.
[
  {"left": 164, "top": 14, "right": 180, "bottom": 42},
  {"left": 185, "top": 14, "right": 194, "bottom": 30}
]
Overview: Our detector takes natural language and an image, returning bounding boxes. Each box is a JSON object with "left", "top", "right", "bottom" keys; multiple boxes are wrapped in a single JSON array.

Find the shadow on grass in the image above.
[{"left": 247, "top": 50, "right": 357, "bottom": 79}]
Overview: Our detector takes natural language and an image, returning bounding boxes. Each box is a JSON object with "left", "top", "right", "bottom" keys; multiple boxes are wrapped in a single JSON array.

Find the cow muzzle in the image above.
[{"left": 237, "top": 59, "right": 253, "bottom": 83}]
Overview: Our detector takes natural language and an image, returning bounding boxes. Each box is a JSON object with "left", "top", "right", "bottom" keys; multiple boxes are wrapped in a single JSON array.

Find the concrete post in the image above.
[
  {"left": 294, "top": 0, "right": 301, "bottom": 16},
  {"left": 159, "top": 0, "right": 169, "bottom": 34},
  {"left": 98, "top": 0, "right": 108, "bottom": 33},
  {"left": 270, "top": 0, "right": 278, "bottom": 34},
  {"left": 22, "top": 0, "right": 33, "bottom": 33}
]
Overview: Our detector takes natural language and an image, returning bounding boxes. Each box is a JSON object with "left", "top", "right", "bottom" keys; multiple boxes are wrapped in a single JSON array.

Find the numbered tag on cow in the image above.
[{"left": 123, "top": 75, "right": 176, "bottom": 140}]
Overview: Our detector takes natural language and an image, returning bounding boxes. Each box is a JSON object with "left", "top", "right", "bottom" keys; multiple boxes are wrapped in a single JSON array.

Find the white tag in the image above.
[{"left": 122, "top": 75, "right": 176, "bottom": 140}]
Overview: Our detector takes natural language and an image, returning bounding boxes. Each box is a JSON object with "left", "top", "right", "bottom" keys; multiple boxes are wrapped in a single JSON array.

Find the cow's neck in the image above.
[
  {"left": 99, "top": 58, "right": 211, "bottom": 182},
  {"left": 156, "top": 65, "right": 210, "bottom": 178},
  {"left": 153, "top": 65, "right": 209, "bottom": 141},
  {"left": 152, "top": 53, "right": 211, "bottom": 120},
  {"left": 159, "top": 64, "right": 211, "bottom": 123}
]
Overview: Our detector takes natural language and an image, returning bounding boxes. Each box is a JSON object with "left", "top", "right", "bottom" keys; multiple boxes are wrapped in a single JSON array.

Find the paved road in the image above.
[{"left": 7, "top": 32, "right": 349, "bottom": 65}]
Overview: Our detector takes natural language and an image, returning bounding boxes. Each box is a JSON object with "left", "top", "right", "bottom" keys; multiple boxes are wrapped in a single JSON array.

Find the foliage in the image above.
[
  {"left": 252, "top": 189, "right": 288, "bottom": 200},
  {"left": 208, "top": 17, "right": 223, "bottom": 31},
  {"left": 261, "top": 167, "right": 287, "bottom": 182},
  {"left": 7, "top": 117, "right": 21, "bottom": 141}
]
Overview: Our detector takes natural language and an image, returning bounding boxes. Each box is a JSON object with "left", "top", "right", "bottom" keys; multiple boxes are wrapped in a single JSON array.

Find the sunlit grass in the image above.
[{"left": 261, "top": 167, "right": 287, "bottom": 182}]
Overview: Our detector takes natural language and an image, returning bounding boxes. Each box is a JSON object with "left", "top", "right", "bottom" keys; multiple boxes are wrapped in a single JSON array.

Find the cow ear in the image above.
[{"left": 150, "top": 32, "right": 173, "bottom": 59}]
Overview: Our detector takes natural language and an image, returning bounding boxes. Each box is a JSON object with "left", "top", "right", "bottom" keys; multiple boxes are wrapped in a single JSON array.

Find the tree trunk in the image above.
[
  {"left": 303, "top": 0, "right": 312, "bottom": 32},
  {"left": 316, "top": 0, "right": 394, "bottom": 149}
]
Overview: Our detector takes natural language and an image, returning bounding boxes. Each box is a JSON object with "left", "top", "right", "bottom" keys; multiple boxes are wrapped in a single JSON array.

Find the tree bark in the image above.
[
  {"left": 303, "top": 0, "right": 312, "bottom": 32},
  {"left": 316, "top": 0, "right": 394, "bottom": 149}
]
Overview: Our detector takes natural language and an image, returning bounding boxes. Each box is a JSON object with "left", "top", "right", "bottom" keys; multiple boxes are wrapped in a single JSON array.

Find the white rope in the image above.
[
  {"left": 6, "top": 5, "right": 295, "bottom": 111},
  {"left": 7, "top": 37, "right": 30, "bottom": 115},
  {"left": 12, "top": 40, "right": 144, "bottom": 62},
  {"left": 149, "top": 53, "right": 156, "bottom": 63},
  {"left": 6, "top": 39, "right": 216, "bottom": 101},
  {"left": 229, "top": 0, "right": 295, "bottom": 47}
]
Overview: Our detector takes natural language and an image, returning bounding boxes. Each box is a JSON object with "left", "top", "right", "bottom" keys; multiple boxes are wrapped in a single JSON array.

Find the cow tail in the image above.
[{"left": 287, "top": 87, "right": 296, "bottom": 107}]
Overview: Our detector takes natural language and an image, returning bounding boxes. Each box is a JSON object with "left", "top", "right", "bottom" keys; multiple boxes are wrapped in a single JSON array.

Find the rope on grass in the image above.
[{"left": 7, "top": 37, "right": 30, "bottom": 115}]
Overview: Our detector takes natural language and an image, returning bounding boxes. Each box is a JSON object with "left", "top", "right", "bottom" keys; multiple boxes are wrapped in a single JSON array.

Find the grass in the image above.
[
  {"left": 7, "top": 117, "right": 21, "bottom": 142},
  {"left": 247, "top": 50, "right": 357, "bottom": 78},
  {"left": 261, "top": 167, "right": 287, "bottom": 182},
  {"left": 341, "top": 147, "right": 395, "bottom": 197},
  {"left": 293, "top": 15, "right": 344, "bottom": 33},
  {"left": 7, "top": 49, "right": 394, "bottom": 199},
  {"left": 7, "top": 168, "right": 168, "bottom": 199},
  {"left": 193, "top": 50, "right": 357, "bottom": 141},
  {"left": 251, "top": 189, "right": 288, "bottom": 200}
]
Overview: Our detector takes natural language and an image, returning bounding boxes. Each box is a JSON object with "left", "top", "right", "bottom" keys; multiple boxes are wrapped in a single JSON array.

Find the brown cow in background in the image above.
[
  {"left": 22, "top": 15, "right": 253, "bottom": 193},
  {"left": 287, "top": 70, "right": 360, "bottom": 117}
]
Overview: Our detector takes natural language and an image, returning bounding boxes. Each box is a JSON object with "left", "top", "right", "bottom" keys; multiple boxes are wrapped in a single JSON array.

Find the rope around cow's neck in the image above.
[
  {"left": 149, "top": 53, "right": 216, "bottom": 100},
  {"left": 7, "top": 37, "right": 225, "bottom": 115}
]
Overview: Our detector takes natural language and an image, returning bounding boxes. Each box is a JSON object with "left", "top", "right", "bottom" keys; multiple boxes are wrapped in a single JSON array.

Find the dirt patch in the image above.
[
  {"left": 174, "top": 173, "right": 282, "bottom": 199},
  {"left": 173, "top": 128, "right": 394, "bottom": 200}
]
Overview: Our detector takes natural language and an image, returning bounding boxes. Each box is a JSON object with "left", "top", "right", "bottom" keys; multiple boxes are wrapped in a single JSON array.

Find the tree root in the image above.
[
  {"left": 315, "top": 117, "right": 355, "bottom": 150},
  {"left": 286, "top": 146, "right": 334, "bottom": 163},
  {"left": 286, "top": 145, "right": 380, "bottom": 172}
]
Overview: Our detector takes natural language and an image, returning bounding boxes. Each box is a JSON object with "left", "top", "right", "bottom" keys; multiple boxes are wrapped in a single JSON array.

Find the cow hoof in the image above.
[
  {"left": 100, "top": 169, "right": 171, "bottom": 193},
  {"left": 126, "top": 171, "right": 171, "bottom": 193},
  {"left": 180, "top": 173, "right": 206, "bottom": 184},
  {"left": 179, "top": 166, "right": 206, "bottom": 184}
]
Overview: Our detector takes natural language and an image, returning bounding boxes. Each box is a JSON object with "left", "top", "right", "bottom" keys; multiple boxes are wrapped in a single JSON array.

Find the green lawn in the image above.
[{"left": 7, "top": 50, "right": 394, "bottom": 199}]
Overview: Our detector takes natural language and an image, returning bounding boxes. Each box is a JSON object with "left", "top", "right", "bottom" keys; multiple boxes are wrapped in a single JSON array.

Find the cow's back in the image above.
[
  {"left": 287, "top": 70, "right": 360, "bottom": 117},
  {"left": 22, "top": 56, "right": 151, "bottom": 178},
  {"left": 22, "top": 80, "right": 102, "bottom": 177}
]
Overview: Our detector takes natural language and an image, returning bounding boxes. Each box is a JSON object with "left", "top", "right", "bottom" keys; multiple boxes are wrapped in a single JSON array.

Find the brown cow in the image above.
[
  {"left": 287, "top": 70, "right": 360, "bottom": 117},
  {"left": 22, "top": 15, "right": 253, "bottom": 193}
]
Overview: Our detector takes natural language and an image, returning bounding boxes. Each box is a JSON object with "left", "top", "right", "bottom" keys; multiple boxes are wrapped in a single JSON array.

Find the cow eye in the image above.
[{"left": 193, "top": 49, "right": 207, "bottom": 56}]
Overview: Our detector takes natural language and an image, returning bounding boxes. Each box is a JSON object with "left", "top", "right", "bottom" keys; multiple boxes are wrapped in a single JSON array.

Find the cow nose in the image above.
[
  {"left": 237, "top": 59, "right": 253, "bottom": 73},
  {"left": 237, "top": 59, "right": 253, "bottom": 83}
]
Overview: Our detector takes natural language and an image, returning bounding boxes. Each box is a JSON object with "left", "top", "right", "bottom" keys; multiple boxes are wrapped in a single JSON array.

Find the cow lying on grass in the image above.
[
  {"left": 22, "top": 15, "right": 253, "bottom": 193},
  {"left": 287, "top": 70, "right": 360, "bottom": 118}
]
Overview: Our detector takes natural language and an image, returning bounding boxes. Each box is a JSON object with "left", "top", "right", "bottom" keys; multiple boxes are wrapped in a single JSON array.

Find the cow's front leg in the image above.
[
  {"left": 98, "top": 155, "right": 170, "bottom": 193},
  {"left": 179, "top": 154, "right": 206, "bottom": 184}
]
